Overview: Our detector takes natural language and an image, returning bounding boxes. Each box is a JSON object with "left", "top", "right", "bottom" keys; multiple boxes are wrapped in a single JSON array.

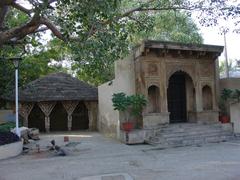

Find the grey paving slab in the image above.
[{"left": 1, "top": 132, "right": 240, "bottom": 180}]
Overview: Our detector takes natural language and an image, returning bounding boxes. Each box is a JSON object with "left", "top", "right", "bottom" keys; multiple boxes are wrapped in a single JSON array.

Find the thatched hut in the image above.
[{"left": 15, "top": 73, "right": 98, "bottom": 132}]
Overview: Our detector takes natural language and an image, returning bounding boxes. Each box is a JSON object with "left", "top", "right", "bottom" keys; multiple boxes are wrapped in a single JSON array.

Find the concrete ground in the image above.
[{"left": 1, "top": 132, "right": 240, "bottom": 180}]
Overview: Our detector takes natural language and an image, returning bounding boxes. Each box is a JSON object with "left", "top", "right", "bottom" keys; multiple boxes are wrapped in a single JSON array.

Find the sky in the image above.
[{"left": 198, "top": 25, "right": 240, "bottom": 62}]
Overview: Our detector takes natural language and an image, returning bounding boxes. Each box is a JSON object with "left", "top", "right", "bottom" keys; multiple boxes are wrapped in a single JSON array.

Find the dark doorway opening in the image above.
[
  {"left": 167, "top": 72, "right": 187, "bottom": 123},
  {"left": 50, "top": 102, "right": 68, "bottom": 131},
  {"left": 72, "top": 102, "right": 89, "bottom": 130},
  {"left": 28, "top": 104, "right": 45, "bottom": 132},
  {"left": 148, "top": 85, "right": 160, "bottom": 113}
]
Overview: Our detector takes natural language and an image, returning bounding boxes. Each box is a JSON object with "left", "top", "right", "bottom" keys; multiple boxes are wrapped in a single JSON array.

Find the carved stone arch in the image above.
[
  {"left": 147, "top": 82, "right": 159, "bottom": 89},
  {"left": 167, "top": 69, "right": 195, "bottom": 88},
  {"left": 201, "top": 82, "right": 213, "bottom": 90}
]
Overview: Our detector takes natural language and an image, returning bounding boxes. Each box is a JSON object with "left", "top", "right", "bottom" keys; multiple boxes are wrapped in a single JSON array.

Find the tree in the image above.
[
  {"left": 72, "top": 9, "right": 203, "bottom": 85},
  {"left": 0, "top": 0, "right": 239, "bottom": 46},
  {"left": 219, "top": 59, "right": 240, "bottom": 78},
  {"left": 0, "top": 0, "right": 239, "bottom": 86},
  {"left": 0, "top": 38, "right": 69, "bottom": 99}
]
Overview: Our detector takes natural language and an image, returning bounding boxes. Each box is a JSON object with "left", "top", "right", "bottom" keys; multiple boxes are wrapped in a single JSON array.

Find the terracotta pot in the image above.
[
  {"left": 219, "top": 115, "right": 230, "bottom": 123},
  {"left": 64, "top": 136, "right": 69, "bottom": 142},
  {"left": 122, "top": 122, "right": 134, "bottom": 132}
]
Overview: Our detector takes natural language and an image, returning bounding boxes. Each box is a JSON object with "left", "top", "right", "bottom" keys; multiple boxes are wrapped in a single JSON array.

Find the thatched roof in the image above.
[{"left": 13, "top": 73, "right": 98, "bottom": 102}]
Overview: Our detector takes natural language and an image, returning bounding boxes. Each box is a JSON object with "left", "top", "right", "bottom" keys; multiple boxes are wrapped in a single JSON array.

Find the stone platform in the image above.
[
  {"left": 120, "top": 123, "right": 236, "bottom": 148},
  {"left": 146, "top": 123, "right": 235, "bottom": 148}
]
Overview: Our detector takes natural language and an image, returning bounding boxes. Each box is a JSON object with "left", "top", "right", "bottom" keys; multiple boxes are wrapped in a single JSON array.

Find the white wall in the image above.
[
  {"left": 98, "top": 80, "right": 119, "bottom": 138},
  {"left": 98, "top": 52, "right": 137, "bottom": 138},
  {"left": 230, "top": 102, "right": 240, "bottom": 134}
]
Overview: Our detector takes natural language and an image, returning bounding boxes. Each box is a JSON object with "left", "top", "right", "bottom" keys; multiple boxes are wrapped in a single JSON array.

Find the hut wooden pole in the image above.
[
  {"left": 38, "top": 102, "right": 56, "bottom": 132},
  {"left": 62, "top": 101, "right": 79, "bottom": 131},
  {"left": 19, "top": 102, "right": 34, "bottom": 127}
]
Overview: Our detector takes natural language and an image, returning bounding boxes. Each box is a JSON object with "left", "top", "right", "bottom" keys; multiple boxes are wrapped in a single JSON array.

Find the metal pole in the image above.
[
  {"left": 224, "top": 31, "right": 229, "bottom": 78},
  {"left": 15, "top": 67, "right": 20, "bottom": 137}
]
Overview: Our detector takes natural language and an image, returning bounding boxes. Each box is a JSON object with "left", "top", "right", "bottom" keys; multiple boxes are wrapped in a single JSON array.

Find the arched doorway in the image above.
[
  {"left": 28, "top": 104, "right": 45, "bottom": 132},
  {"left": 50, "top": 102, "right": 68, "bottom": 131},
  {"left": 202, "top": 85, "right": 213, "bottom": 110},
  {"left": 167, "top": 71, "right": 194, "bottom": 123},
  {"left": 147, "top": 85, "right": 160, "bottom": 113},
  {"left": 72, "top": 102, "right": 89, "bottom": 130}
]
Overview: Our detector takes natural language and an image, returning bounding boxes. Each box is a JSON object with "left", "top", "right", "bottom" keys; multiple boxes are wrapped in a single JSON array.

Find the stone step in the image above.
[
  {"left": 157, "top": 129, "right": 231, "bottom": 138},
  {"left": 149, "top": 134, "right": 234, "bottom": 147},
  {"left": 147, "top": 123, "right": 235, "bottom": 148},
  {"left": 156, "top": 124, "right": 223, "bottom": 132},
  {"left": 155, "top": 125, "right": 225, "bottom": 135},
  {"left": 151, "top": 131, "right": 233, "bottom": 143}
]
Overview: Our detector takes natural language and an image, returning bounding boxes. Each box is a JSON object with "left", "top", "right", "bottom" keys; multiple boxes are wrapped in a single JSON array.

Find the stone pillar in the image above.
[
  {"left": 160, "top": 59, "right": 168, "bottom": 113},
  {"left": 38, "top": 102, "right": 56, "bottom": 132},
  {"left": 211, "top": 82, "right": 218, "bottom": 111},
  {"left": 195, "top": 82, "right": 203, "bottom": 112},
  {"left": 62, "top": 101, "right": 79, "bottom": 131},
  {"left": 19, "top": 102, "right": 34, "bottom": 127}
]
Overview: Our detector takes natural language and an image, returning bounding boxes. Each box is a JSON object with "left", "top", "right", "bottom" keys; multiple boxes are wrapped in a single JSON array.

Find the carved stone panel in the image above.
[
  {"left": 199, "top": 60, "right": 214, "bottom": 77},
  {"left": 166, "top": 63, "right": 195, "bottom": 86},
  {"left": 147, "top": 63, "right": 159, "bottom": 76}
]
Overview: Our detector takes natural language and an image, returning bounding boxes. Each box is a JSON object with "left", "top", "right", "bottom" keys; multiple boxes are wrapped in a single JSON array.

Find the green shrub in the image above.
[{"left": 0, "top": 122, "right": 15, "bottom": 132}]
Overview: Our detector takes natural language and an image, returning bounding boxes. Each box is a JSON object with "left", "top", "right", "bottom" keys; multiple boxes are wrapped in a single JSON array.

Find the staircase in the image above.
[{"left": 147, "top": 123, "right": 235, "bottom": 148}]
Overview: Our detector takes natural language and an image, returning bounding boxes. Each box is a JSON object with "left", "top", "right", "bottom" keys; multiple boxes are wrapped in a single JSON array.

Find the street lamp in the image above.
[
  {"left": 10, "top": 57, "right": 22, "bottom": 137},
  {"left": 0, "top": 57, "right": 22, "bottom": 137}
]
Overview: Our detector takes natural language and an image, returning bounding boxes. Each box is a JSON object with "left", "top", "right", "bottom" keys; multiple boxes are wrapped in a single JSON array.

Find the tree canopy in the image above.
[
  {"left": 0, "top": 0, "right": 239, "bottom": 46},
  {"left": 0, "top": 0, "right": 239, "bottom": 88}
]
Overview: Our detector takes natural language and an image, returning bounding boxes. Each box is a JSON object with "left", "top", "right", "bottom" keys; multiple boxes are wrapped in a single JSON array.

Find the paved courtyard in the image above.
[{"left": 1, "top": 132, "right": 240, "bottom": 180}]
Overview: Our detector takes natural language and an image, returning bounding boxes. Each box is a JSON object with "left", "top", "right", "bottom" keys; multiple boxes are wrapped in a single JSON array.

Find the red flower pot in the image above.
[
  {"left": 122, "top": 122, "right": 134, "bottom": 132},
  {"left": 219, "top": 115, "right": 230, "bottom": 123}
]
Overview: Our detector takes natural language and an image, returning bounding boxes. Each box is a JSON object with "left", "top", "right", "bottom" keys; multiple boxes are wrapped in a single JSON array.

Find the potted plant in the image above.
[
  {"left": 112, "top": 93, "right": 132, "bottom": 132},
  {"left": 219, "top": 89, "right": 232, "bottom": 123},
  {"left": 112, "top": 93, "right": 147, "bottom": 132},
  {"left": 129, "top": 94, "right": 147, "bottom": 128}
]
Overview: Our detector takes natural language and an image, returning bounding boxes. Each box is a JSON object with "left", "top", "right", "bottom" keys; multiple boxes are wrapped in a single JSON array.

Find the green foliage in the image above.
[
  {"left": 52, "top": 0, "right": 204, "bottom": 86},
  {"left": 112, "top": 93, "right": 131, "bottom": 112},
  {"left": 221, "top": 89, "right": 233, "bottom": 101},
  {"left": 1, "top": 0, "right": 205, "bottom": 88},
  {"left": 218, "top": 59, "right": 240, "bottom": 78},
  {"left": 0, "top": 39, "right": 69, "bottom": 99},
  {"left": 112, "top": 92, "right": 147, "bottom": 118},
  {"left": 0, "top": 122, "right": 15, "bottom": 132},
  {"left": 129, "top": 94, "right": 147, "bottom": 117},
  {"left": 219, "top": 88, "right": 240, "bottom": 115},
  {"left": 231, "top": 89, "right": 240, "bottom": 102},
  {"left": 129, "top": 11, "right": 203, "bottom": 45}
]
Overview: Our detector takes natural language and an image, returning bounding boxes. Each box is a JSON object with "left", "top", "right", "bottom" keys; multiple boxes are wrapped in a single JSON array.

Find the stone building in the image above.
[
  {"left": 13, "top": 73, "right": 98, "bottom": 132},
  {"left": 98, "top": 41, "right": 224, "bottom": 140}
]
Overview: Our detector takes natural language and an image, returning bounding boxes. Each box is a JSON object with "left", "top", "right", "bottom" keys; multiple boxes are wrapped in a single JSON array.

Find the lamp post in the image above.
[
  {"left": 0, "top": 57, "right": 22, "bottom": 136},
  {"left": 11, "top": 58, "right": 22, "bottom": 137}
]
